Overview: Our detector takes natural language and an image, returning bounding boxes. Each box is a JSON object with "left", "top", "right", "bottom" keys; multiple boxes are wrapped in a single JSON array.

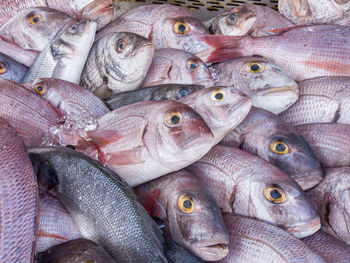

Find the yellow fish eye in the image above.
[
  {"left": 186, "top": 59, "right": 199, "bottom": 71},
  {"left": 116, "top": 39, "right": 127, "bottom": 53},
  {"left": 34, "top": 83, "right": 46, "bottom": 95},
  {"left": 28, "top": 14, "right": 42, "bottom": 25},
  {"left": 178, "top": 194, "right": 194, "bottom": 213},
  {"left": 174, "top": 21, "right": 189, "bottom": 34},
  {"left": 165, "top": 111, "right": 183, "bottom": 126},
  {"left": 211, "top": 88, "right": 226, "bottom": 101},
  {"left": 0, "top": 62, "right": 6, "bottom": 74},
  {"left": 270, "top": 140, "right": 289, "bottom": 155},
  {"left": 248, "top": 62, "right": 263, "bottom": 73},
  {"left": 264, "top": 185, "right": 288, "bottom": 204}
]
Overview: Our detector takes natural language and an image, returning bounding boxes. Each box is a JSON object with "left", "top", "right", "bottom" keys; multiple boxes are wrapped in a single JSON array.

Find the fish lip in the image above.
[
  {"left": 192, "top": 241, "right": 229, "bottom": 261},
  {"left": 293, "top": 172, "right": 323, "bottom": 191},
  {"left": 258, "top": 85, "right": 299, "bottom": 95},
  {"left": 182, "top": 133, "right": 213, "bottom": 149},
  {"left": 287, "top": 217, "right": 321, "bottom": 238},
  {"left": 131, "top": 42, "right": 154, "bottom": 56}
]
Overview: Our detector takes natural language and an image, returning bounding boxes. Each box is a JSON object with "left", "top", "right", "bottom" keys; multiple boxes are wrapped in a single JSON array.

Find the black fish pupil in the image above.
[
  {"left": 33, "top": 16, "right": 40, "bottom": 23},
  {"left": 0, "top": 64, "right": 3, "bottom": 70},
  {"left": 250, "top": 64, "right": 260, "bottom": 72},
  {"left": 178, "top": 24, "right": 186, "bottom": 33},
  {"left": 36, "top": 86, "right": 44, "bottom": 92},
  {"left": 270, "top": 189, "right": 282, "bottom": 199},
  {"left": 117, "top": 39, "right": 124, "bottom": 50},
  {"left": 171, "top": 115, "right": 180, "bottom": 124},
  {"left": 183, "top": 200, "right": 192, "bottom": 209},
  {"left": 215, "top": 93, "right": 224, "bottom": 100},
  {"left": 180, "top": 89, "right": 188, "bottom": 97},
  {"left": 190, "top": 63, "right": 197, "bottom": 70},
  {"left": 276, "top": 143, "right": 286, "bottom": 152}
]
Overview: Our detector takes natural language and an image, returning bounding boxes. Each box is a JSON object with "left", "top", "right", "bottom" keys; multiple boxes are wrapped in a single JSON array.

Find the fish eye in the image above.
[
  {"left": 186, "top": 59, "right": 199, "bottom": 71},
  {"left": 178, "top": 194, "right": 194, "bottom": 213},
  {"left": 116, "top": 39, "right": 126, "bottom": 53},
  {"left": 34, "top": 83, "right": 46, "bottom": 95},
  {"left": 174, "top": 21, "right": 190, "bottom": 34},
  {"left": 211, "top": 88, "right": 226, "bottom": 101},
  {"left": 264, "top": 185, "right": 288, "bottom": 204},
  {"left": 270, "top": 140, "right": 289, "bottom": 155},
  {"left": 227, "top": 13, "right": 239, "bottom": 24},
  {"left": 165, "top": 111, "right": 183, "bottom": 126},
  {"left": 0, "top": 62, "right": 6, "bottom": 74},
  {"left": 28, "top": 14, "right": 42, "bottom": 25},
  {"left": 178, "top": 88, "right": 188, "bottom": 98},
  {"left": 68, "top": 24, "right": 79, "bottom": 34},
  {"left": 248, "top": 62, "right": 263, "bottom": 73}
]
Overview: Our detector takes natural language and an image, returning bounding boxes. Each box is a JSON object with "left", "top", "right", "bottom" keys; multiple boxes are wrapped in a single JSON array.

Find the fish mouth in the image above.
[
  {"left": 193, "top": 242, "right": 229, "bottom": 261},
  {"left": 287, "top": 217, "right": 321, "bottom": 238},
  {"left": 293, "top": 172, "right": 323, "bottom": 191},
  {"left": 131, "top": 42, "right": 154, "bottom": 56},
  {"left": 182, "top": 133, "right": 213, "bottom": 149},
  {"left": 259, "top": 85, "right": 299, "bottom": 95}
]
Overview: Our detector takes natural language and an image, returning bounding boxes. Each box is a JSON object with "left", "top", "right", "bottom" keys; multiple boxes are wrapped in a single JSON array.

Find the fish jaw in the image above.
[
  {"left": 192, "top": 240, "right": 229, "bottom": 261},
  {"left": 287, "top": 217, "right": 321, "bottom": 238},
  {"left": 294, "top": 171, "right": 323, "bottom": 191}
]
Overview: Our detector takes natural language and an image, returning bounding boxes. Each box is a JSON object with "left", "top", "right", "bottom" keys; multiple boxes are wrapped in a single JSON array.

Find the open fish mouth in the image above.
[
  {"left": 193, "top": 242, "right": 229, "bottom": 261},
  {"left": 287, "top": 217, "right": 321, "bottom": 238}
]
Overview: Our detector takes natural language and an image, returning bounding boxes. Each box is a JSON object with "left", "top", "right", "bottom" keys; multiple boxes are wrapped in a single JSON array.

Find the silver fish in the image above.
[{"left": 0, "top": 52, "right": 27, "bottom": 82}]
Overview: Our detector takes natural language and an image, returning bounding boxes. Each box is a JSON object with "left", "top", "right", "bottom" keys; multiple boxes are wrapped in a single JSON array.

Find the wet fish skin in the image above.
[
  {"left": 0, "top": 117, "right": 38, "bottom": 262},
  {"left": 0, "top": 52, "right": 28, "bottom": 82},
  {"left": 135, "top": 170, "right": 229, "bottom": 261},
  {"left": 204, "top": 4, "right": 293, "bottom": 37},
  {"left": 187, "top": 145, "right": 321, "bottom": 238},
  {"left": 81, "top": 32, "right": 154, "bottom": 99},
  {"left": 218, "top": 213, "right": 326, "bottom": 263},
  {"left": 36, "top": 190, "right": 82, "bottom": 253},
  {"left": 0, "top": 7, "right": 75, "bottom": 51},
  {"left": 210, "top": 57, "right": 299, "bottom": 114},
  {"left": 23, "top": 19, "right": 97, "bottom": 84},
  {"left": 306, "top": 167, "right": 350, "bottom": 245},
  {"left": 163, "top": 237, "right": 203, "bottom": 263},
  {"left": 104, "top": 84, "right": 205, "bottom": 111},
  {"left": 302, "top": 230, "right": 350, "bottom": 263},
  {"left": 202, "top": 25, "right": 350, "bottom": 81},
  {"left": 220, "top": 107, "right": 323, "bottom": 190},
  {"left": 295, "top": 123, "right": 350, "bottom": 168},
  {"left": 35, "top": 238, "right": 115, "bottom": 263},
  {"left": 29, "top": 146, "right": 167, "bottom": 262},
  {"left": 279, "top": 76, "right": 350, "bottom": 127},
  {"left": 141, "top": 48, "right": 213, "bottom": 88}
]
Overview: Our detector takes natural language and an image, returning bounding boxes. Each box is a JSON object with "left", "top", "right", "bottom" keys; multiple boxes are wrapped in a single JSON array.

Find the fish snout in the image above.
[
  {"left": 287, "top": 216, "right": 321, "bottom": 238},
  {"left": 192, "top": 237, "right": 229, "bottom": 261}
]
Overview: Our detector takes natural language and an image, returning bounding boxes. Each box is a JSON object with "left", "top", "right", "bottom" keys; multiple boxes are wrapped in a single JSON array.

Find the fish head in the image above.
[
  {"left": 0, "top": 52, "right": 27, "bottom": 82},
  {"left": 179, "top": 86, "right": 252, "bottom": 143},
  {"left": 164, "top": 170, "right": 229, "bottom": 261},
  {"left": 278, "top": 0, "right": 311, "bottom": 23},
  {"left": 237, "top": 58, "right": 298, "bottom": 114},
  {"left": 145, "top": 101, "right": 214, "bottom": 168}
]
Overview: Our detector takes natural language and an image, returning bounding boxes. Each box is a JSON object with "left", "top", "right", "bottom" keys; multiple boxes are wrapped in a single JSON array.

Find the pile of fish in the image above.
[{"left": 1, "top": 0, "right": 350, "bottom": 262}]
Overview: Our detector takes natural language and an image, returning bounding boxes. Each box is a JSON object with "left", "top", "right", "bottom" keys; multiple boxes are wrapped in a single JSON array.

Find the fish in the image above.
[
  {"left": 163, "top": 237, "right": 203, "bottom": 263},
  {"left": 302, "top": 230, "right": 350, "bottom": 263},
  {"left": 0, "top": 52, "right": 28, "bottom": 82},
  {"left": 29, "top": 146, "right": 167, "bottom": 262},
  {"left": 204, "top": 4, "right": 294, "bottom": 37},
  {"left": 76, "top": 100, "right": 214, "bottom": 186},
  {"left": 218, "top": 213, "right": 326, "bottom": 263},
  {"left": 35, "top": 238, "right": 115, "bottom": 263},
  {"left": 141, "top": 48, "right": 213, "bottom": 88},
  {"left": 0, "top": 79, "right": 64, "bottom": 147},
  {"left": 0, "top": 7, "right": 75, "bottom": 51},
  {"left": 80, "top": 32, "right": 154, "bottom": 99},
  {"left": 210, "top": 57, "right": 299, "bottom": 114},
  {"left": 306, "top": 167, "right": 350, "bottom": 245},
  {"left": 36, "top": 190, "right": 82, "bottom": 253},
  {"left": 22, "top": 19, "right": 97, "bottom": 84},
  {"left": 187, "top": 145, "right": 321, "bottom": 238},
  {"left": 135, "top": 170, "right": 229, "bottom": 261},
  {"left": 0, "top": 117, "right": 38, "bottom": 262},
  {"left": 201, "top": 25, "right": 350, "bottom": 81},
  {"left": 278, "top": 0, "right": 350, "bottom": 26},
  {"left": 279, "top": 76, "right": 350, "bottom": 126},
  {"left": 96, "top": 4, "right": 210, "bottom": 59},
  {"left": 220, "top": 107, "right": 323, "bottom": 190},
  {"left": 104, "top": 84, "right": 205, "bottom": 111},
  {"left": 295, "top": 123, "right": 350, "bottom": 168}
]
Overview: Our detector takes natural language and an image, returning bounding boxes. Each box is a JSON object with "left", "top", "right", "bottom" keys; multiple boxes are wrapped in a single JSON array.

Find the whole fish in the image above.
[
  {"left": 218, "top": 213, "right": 326, "bottom": 263},
  {"left": 81, "top": 32, "right": 154, "bottom": 99},
  {"left": 35, "top": 238, "right": 115, "bottom": 263},
  {"left": 30, "top": 146, "right": 167, "bottom": 262},
  {"left": 187, "top": 145, "right": 321, "bottom": 238},
  {"left": 0, "top": 118, "right": 38, "bottom": 262},
  {"left": 220, "top": 107, "right": 323, "bottom": 190},
  {"left": 22, "top": 20, "right": 97, "bottom": 84},
  {"left": 163, "top": 237, "right": 203, "bottom": 263},
  {"left": 96, "top": 4, "right": 210, "bottom": 58},
  {"left": 279, "top": 76, "right": 350, "bottom": 126},
  {"left": 302, "top": 231, "right": 350, "bottom": 263},
  {"left": 0, "top": 79, "right": 63, "bottom": 147},
  {"left": 278, "top": 0, "right": 350, "bottom": 26},
  {"left": 0, "top": 7, "right": 75, "bottom": 51},
  {"left": 105, "top": 84, "right": 205, "bottom": 111},
  {"left": 36, "top": 190, "right": 82, "bottom": 253},
  {"left": 295, "top": 123, "right": 350, "bottom": 168},
  {"left": 210, "top": 57, "right": 299, "bottom": 114},
  {"left": 306, "top": 167, "right": 350, "bottom": 245},
  {"left": 0, "top": 52, "right": 28, "bottom": 82},
  {"left": 202, "top": 25, "right": 350, "bottom": 81},
  {"left": 77, "top": 100, "right": 214, "bottom": 186},
  {"left": 141, "top": 48, "right": 213, "bottom": 88},
  {"left": 135, "top": 170, "right": 229, "bottom": 261},
  {"left": 204, "top": 4, "right": 294, "bottom": 37}
]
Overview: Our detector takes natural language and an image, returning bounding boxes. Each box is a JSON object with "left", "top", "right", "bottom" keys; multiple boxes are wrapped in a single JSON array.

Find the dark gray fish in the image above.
[
  {"left": 104, "top": 84, "right": 204, "bottom": 111},
  {"left": 29, "top": 147, "right": 166, "bottom": 263},
  {"left": 0, "top": 52, "right": 27, "bottom": 82},
  {"left": 163, "top": 237, "right": 203, "bottom": 263}
]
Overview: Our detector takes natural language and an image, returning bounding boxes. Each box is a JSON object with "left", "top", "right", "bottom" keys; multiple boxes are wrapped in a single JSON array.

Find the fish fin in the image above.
[
  {"left": 106, "top": 147, "right": 145, "bottom": 165},
  {"left": 87, "top": 130, "right": 122, "bottom": 148},
  {"left": 135, "top": 187, "right": 161, "bottom": 215}
]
